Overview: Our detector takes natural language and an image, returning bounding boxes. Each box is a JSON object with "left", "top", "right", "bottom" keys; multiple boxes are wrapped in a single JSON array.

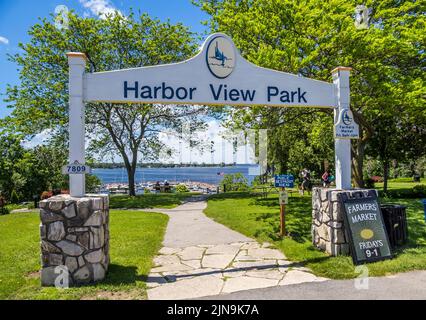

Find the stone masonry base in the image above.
[
  {"left": 312, "top": 187, "right": 378, "bottom": 256},
  {"left": 39, "top": 194, "right": 109, "bottom": 286}
]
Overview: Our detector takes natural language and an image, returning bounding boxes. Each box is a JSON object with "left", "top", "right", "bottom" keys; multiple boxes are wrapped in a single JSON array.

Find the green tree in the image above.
[
  {"left": 366, "top": 113, "right": 426, "bottom": 192},
  {"left": 175, "top": 183, "right": 189, "bottom": 193},
  {"left": 220, "top": 173, "right": 250, "bottom": 192},
  {"left": 0, "top": 134, "right": 26, "bottom": 200},
  {"left": 195, "top": 0, "right": 425, "bottom": 187},
  {"left": 4, "top": 11, "right": 207, "bottom": 196}
]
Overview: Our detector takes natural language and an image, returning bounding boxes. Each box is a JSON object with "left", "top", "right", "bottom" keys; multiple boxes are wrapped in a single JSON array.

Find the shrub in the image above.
[
  {"left": 86, "top": 174, "right": 102, "bottom": 193},
  {"left": 10, "top": 190, "right": 19, "bottom": 204},
  {"left": 144, "top": 188, "right": 151, "bottom": 194},
  {"left": 0, "top": 206, "right": 10, "bottom": 215},
  {"left": 175, "top": 184, "right": 189, "bottom": 193},
  {"left": 364, "top": 177, "right": 375, "bottom": 189},
  {"left": 413, "top": 185, "right": 426, "bottom": 197},
  {"left": 370, "top": 176, "right": 383, "bottom": 183},
  {"left": 379, "top": 185, "right": 426, "bottom": 199},
  {"left": 220, "top": 173, "right": 250, "bottom": 192}
]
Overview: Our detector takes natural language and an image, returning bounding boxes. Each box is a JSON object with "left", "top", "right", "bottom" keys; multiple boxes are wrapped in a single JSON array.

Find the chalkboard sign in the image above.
[
  {"left": 274, "top": 175, "right": 294, "bottom": 188},
  {"left": 340, "top": 195, "right": 392, "bottom": 265}
]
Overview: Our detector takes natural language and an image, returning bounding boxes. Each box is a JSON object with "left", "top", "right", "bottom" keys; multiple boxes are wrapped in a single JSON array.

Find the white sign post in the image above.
[
  {"left": 332, "top": 67, "right": 355, "bottom": 190},
  {"left": 66, "top": 33, "right": 358, "bottom": 197},
  {"left": 67, "top": 52, "right": 87, "bottom": 197}
]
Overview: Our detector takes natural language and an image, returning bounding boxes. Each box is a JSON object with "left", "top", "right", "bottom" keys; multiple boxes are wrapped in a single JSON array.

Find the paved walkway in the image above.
[
  {"left": 198, "top": 270, "right": 426, "bottom": 300},
  {"left": 146, "top": 200, "right": 326, "bottom": 300}
]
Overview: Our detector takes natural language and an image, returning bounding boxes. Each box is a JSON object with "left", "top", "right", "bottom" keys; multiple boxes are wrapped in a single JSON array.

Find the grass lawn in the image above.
[
  {"left": 375, "top": 177, "right": 426, "bottom": 189},
  {"left": 109, "top": 193, "right": 194, "bottom": 209},
  {"left": 0, "top": 210, "right": 168, "bottom": 300},
  {"left": 205, "top": 182, "right": 426, "bottom": 279}
]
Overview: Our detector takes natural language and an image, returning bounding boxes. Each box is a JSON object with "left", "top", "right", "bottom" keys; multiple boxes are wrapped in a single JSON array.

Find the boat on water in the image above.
[{"left": 99, "top": 180, "right": 218, "bottom": 195}]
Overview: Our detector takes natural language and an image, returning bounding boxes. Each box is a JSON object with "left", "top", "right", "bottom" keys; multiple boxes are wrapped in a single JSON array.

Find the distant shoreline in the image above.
[
  {"left": 92, "top": 163, "right": 243, "bottom": 169},
  {"left": 91, "top": 165, "right": 256, "bottom": 186}
]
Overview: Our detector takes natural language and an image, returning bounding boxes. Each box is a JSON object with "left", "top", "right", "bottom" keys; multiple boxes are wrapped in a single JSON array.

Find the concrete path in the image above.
[
  {"left": 146, "top": 200, "right": 326, "bottom": 300},
  {"left": 149, "top": 200, "right": 251, "bottom": 247},
  {"left": 10, "top": 208, "right": 37, "bottom": 213},
  {"left": 198, "top": 270, "right": 426, "bottom": 300}
]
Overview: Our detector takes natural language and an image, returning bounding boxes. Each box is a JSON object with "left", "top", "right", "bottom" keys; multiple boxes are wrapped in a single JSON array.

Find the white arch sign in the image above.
[{"left": 67, "top": 33, "right": 358, "bottom": 196}]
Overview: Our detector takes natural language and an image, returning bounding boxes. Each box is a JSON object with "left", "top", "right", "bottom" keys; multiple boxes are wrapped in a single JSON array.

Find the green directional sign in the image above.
[{"left": 340, "top": 196, "right": 392, "bottom": 265}]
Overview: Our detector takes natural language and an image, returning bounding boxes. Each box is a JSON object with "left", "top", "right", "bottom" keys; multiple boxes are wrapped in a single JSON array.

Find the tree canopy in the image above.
[
  {"left": 3, "top": 10, "right": 209, "bottom": 195},
  {"left": 195, "top": 0, "right": 426, "bottom": 185}
]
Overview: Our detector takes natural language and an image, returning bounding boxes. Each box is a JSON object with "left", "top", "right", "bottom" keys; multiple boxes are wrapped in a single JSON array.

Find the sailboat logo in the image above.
[
  {"left": 342, "top": 110, "right": 353, "bottom": 125},
  {"left": 206, "top": 36, "right": 235, "bottom": 78},
  {"left": 212, "top": 41, "right": 229, "bottom": 66}
]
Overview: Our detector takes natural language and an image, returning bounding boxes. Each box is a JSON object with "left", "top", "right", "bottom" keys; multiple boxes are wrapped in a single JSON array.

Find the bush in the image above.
[
  {"left": 379, "top": 185, "right": 426, "bottom": 199},
  {"left": 370, "top": 176, "right": 383, "bottom": 183},
  {"left": 144, "top": 188, "right": 151, "bottom": 194},
  {"left": 0, "top": 206, "right": 10, "bottom": 215},
  {"left": 10, "top": 190, "right": 19, "bottom": 204},
  {"left": 0, "top": 195, "right": 10, "bottom": 215},
  {"left": 413, "top": 185, "right": 426, "bottom": 197},
  {"left": 175, "top": 184, "right": 189, "bottom": 193},
  {"left": 86, "top": 174, "right": 102, "bottom": 193},
  {"left": 364, "top": 177, "right": 375, "bottom": 189},
  {"left": 220, "top": 173, "right": 250, "bottom": 192}
]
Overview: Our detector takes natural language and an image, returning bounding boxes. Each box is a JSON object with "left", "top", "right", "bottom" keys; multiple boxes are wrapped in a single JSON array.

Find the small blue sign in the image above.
[{"left": 274, "top": 174, "right": 294, "bottom": 188}]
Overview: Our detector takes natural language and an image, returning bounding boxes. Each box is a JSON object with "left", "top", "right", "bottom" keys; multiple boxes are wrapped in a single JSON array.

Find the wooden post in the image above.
[{"left": 280, "top": 187, "right": 286, "bottom": 237}]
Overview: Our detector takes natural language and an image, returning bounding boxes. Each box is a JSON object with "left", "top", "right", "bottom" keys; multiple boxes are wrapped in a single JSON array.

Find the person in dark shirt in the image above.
[
  {"left": 164, "top": 180, "right": 170, "bottom": 192},
  {"left": 154, "top": 181, "right": 161, "bottom": 193},
  {"left": 322, "top": 169, "right": 331, "bottom": 187},
  {"left": 300, "top": 168, "right": 311, "bottom": 195}
]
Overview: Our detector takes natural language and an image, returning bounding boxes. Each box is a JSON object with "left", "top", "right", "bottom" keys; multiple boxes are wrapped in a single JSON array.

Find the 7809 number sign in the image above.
[{"left": 62, "top": 163, "right": 91, "bottom": 175}]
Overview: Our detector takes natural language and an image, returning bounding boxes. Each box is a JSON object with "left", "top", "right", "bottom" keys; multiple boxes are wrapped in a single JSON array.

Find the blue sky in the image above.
[{"left": 0, "top": 0, "right": 209, "bottom": 119}]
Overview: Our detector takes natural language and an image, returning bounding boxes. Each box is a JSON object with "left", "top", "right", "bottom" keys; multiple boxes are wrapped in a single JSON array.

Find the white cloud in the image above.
[
  {"left": 158, "top": 120, "right": 257, "bottom": 165},
  {"left": 21, "top": 129, "right": 52, "bottom": 149},
  {"left": 0, "top": 36, "right": 9, "bottom": 45},
  {"left": 79, "top": 0, "right": 122, "bottom": 19}
]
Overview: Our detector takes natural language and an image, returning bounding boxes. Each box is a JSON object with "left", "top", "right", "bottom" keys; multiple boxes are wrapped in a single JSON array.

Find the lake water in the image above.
[{"left": 92, "top": 165, "right": 257, "bottom": 185}]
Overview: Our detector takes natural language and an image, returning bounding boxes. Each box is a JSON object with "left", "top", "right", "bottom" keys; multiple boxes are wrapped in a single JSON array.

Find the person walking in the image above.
[
  {"left": 154, "top": 181, "right": 161, "bottom": 193},
  {"left": 300, "top": 168, "right": 311, "bottom": 195},
  {"left": 322, "top": 169, "right": 331, "bottom": 187}
]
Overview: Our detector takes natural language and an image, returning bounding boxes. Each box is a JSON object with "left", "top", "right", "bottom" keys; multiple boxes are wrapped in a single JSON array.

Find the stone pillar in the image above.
[
  {"left": 311, "top": 187, "right": 377, "bottom": 256},
  {"left": 39, "top": 194, "right": 109, "bottom": 286}
]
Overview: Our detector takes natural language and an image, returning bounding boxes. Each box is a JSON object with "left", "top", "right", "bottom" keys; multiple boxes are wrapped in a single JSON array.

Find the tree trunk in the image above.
[
  {"left": 351, "top": 110, "right": 373, "bottom": 189},
  {"left": 352, "top": 140, "right": 366, "bottom": 188},
  {"left": 279, "top": 159, "right": 287, "bottom": 174},
  {"left": 324, "top": 159, "right": 329, "bottom": 172},
  {"left": 383, "top": 160, "right": 389, "bottom": 193},
  {"left": 127, "top": 167, "right": 136, "bottom": 196},
  {"left": 129, "top": 148, "right": 139, "bottom": 197},
  {"left": 392, "top": 159, "right": 398, "bottom": 179},
  {"left": 410, "top": 161, "right": 416, "bottom": 177}
]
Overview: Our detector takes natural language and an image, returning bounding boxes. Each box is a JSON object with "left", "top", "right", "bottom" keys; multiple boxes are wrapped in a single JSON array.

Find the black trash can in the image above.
[{"left": 380, "top": 204, "right": 408, "bottom": 248}]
